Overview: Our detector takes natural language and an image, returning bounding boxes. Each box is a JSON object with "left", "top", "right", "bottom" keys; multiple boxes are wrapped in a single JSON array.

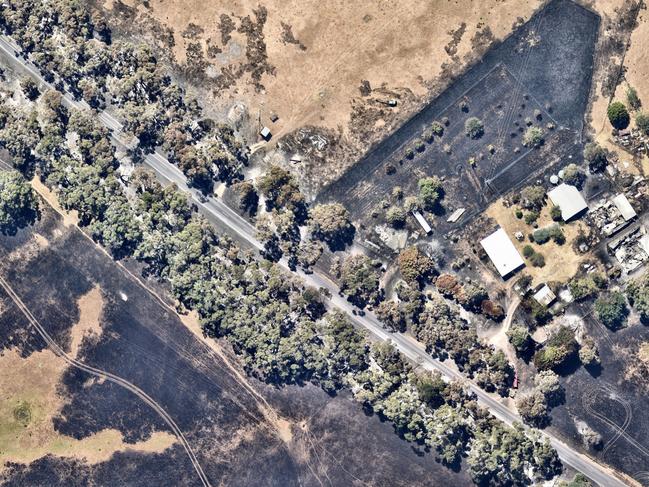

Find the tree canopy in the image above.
[{"left": 0, "top": 170, "right": 39, "bottom": 235}]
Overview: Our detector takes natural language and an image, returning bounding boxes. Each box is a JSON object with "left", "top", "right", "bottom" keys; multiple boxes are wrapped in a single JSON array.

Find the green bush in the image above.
[
  {"left": 431, "top": 121, "right": 444, "bottom": 136},
  {"left": 607, "top": 101, "right": 630, "bottom": 130},
  {"left": 465, "top": 117, "right": 484, "bottom": 139},
  {"left": 627, "top": 86, "right": 642, "bottom": 111},
  {"left": 550, "top": 205, "right": 562, "bottom": 221},
  {"left": 525, "top": 210, "right": 539, "bottom": 225},
  {"left": 523, "top": 245, "right": 535, "bottom": 258},
  {"left": 515, "top": 209, "right": 523, "bottom": 219},
  {"left": 595, "top": 291, "right": 628, "bottom": 330},
  {"left": 533, "top": 228, "right": 551, "bottom": 244},
  {"left": 636, "top": 112, "right": 649, "bottom": 135}
]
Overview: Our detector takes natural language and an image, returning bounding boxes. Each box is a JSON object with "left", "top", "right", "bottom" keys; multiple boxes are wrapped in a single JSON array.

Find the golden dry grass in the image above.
[
  {"left": 106, "top": 0, "right": 544, "bottom": 140},
  {"left": 486, "top": 198, "right": 585, "bottom": 286}
]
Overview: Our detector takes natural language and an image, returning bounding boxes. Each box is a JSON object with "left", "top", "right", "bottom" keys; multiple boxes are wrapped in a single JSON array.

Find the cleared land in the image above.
[{"left": 99, "top": 0, "right": 545, "bottom": 188}]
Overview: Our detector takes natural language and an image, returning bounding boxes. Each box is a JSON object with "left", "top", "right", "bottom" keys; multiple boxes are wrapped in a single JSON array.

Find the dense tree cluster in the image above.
[
  {"left": 627, "top": 273, "right": 649, "bottom": 323},
  {"left": 397, "top": 246, "right": 436, "bottom": 286},
  {"left": 0, "top": 0, "right": 248, "bottom": 192},
  {"left": 308, "top": 202, "right": 354, "bottom": 251},
  {"left": 534, "top": 326, "right": 579, "bottom": 371},
  {"left": 0, "top": 170, "right": 39, "bottom": 235},
  {"left": 339, "top": 254, "right": 382, "bottom": 308},
  {"left": 435, "top": 273, "right": 503, "bottom": 320},
  {"left": 594, "top": 291, "right": 628, "bottom": 330},
  {"left": 516, "top": 370, "right": 564, "bottom": 427}
]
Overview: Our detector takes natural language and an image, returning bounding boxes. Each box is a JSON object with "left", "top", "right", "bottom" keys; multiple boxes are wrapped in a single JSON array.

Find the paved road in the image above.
[{"left": 0, "top": 35, "right": 632, "bottom": 487}]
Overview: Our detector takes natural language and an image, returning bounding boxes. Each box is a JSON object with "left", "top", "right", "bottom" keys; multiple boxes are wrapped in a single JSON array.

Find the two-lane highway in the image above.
[{"left": 0, "top": 34, "right": 632, "bottom": 487}]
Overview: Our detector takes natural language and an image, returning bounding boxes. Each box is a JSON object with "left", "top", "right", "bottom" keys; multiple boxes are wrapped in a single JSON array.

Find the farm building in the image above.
[
  {"left": 612, "top": 193, "right": 637, "bottom": 222},
  {"left": 547, "top": 184, "right": 588, "bottom": 221},
  {"left": 480, "top": 228, "right": 525, "bottom": 278},
  {"left": 533, "top": 284, "right": 556, "bottom": 307}
]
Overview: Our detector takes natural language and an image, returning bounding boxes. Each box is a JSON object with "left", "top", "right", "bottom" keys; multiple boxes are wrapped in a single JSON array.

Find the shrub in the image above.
[
  {"left": 404, "top": 147, "right": 415, "bottom": 159},
  {"left": 530, "top": 253, "right": 545, "bottom": 267},
  {"left": 523, "top": 245, "right": 535, "bottom": 258},
  {"left": 423, "top": 128, "right": 435, "bottom": 143},
  {"left": 627, "top": 86, "right": 642, "bottom": 111},
  {"left": 418, "top": 176, "right": 444, "bottom": 210},
  {"left": 584, "top": 143, "right": 607, "bottom": 173},
  {"left": 607, "top": 101, "right": 630, "bottom": 129},
  {"left": 465, "top": 117, "right": 484, "bottom": 139},
  {"left": 521, "top": 185, "right": 546, "bottom": 209},
  {"left": 515, "top": 209, "right": 524, "bottom": 219},
  {"left": 533, "top": 228, "right": 551, "bottom": 244},
  {"left": 525, "top": 211, "right": 539, "bottom": 225},
  {"left": 386, "top": 206, "right": 407, "bottom": 228},
  {"left": 415, "top": 138, "right": 426, "bottom": 152},
  {"left": 562, "top": 163, "right": 586, "bottom": 188},
  {"left": 523, "top": 126, "right": 544, "bottom": 148},
  {"left": 636, "top": 112, "right": 649, "bottom": 135},
  {"left": 550, "top": 205, "right": 562, "bottom": 221},
  {"left": 431, "top": 121, "right": 444, "bottom": 136}
]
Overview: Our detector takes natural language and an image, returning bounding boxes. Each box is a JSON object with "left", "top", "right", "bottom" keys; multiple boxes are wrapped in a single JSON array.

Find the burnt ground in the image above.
[
  {"left": 317, "top": 0, "right": 599, "bottom": 241},
  {"left": 513, "top": 300, "right": 649, "bottom": 486},
  {"left": 0, "top": 205, "right": 471, "bottom": 486}
]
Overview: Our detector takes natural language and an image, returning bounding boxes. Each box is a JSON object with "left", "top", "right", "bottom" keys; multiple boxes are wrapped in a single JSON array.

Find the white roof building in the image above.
[
  {"left": 480, "top": 228, "right": 525, "bottom": 278},
  {"left": 412, "top": 210, "right": 432, "bottom": 234},
  {"left": 533, "top": 284, "right": 556, "bottom": 307},
  {"left": 612, "top": 193, "right": 636, "bottom": 221},
  {"left": 547, "top": 184, "right": 588, "bottom": 221}
]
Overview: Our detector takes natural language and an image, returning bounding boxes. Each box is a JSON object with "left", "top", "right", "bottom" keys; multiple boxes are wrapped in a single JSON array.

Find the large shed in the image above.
[
  {"left": 480, "top": 228, "right": 525, "bottom": 278},
  {"left": 547, "top": 184, "right": 588, "bottom": 221}
]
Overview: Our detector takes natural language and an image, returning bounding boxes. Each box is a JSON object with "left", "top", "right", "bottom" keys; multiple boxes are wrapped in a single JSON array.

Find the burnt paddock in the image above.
[{"left": 318, "top": 0, "right": 598, "bottom": 241}]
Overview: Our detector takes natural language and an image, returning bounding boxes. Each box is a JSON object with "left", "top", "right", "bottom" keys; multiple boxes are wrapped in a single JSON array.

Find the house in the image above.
[
  {"left": 480, "top": 228, "right": 525, "bottom": 278},
  {"left": 547, "top": 184, "right": 588, "bottom": 221},
  {"left": 412, "top": 211, "right": 432, "bottom": 234}
]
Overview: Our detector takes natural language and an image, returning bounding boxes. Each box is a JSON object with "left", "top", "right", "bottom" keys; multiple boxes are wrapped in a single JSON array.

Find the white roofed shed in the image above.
[
  {"left": 547, "top": 184, "right": 588, "bottom": 221},
  {"left": 612, "top": 193, "right": 636, "bottom": 221},
  {"left": 480, "top": 228, "right": 525, "bottom": 278}
]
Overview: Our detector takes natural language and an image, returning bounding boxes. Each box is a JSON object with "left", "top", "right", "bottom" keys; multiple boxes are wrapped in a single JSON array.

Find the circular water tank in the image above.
[{"left": 550, "top": 175, "right": 559, "bottom": 185}]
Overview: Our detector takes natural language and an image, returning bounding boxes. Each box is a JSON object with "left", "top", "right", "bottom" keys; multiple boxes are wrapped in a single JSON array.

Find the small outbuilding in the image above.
[
  {"left": 612, "top": 193, "right": 637, "bottom": 222},
  {"left": 260, "top": 126, "right": 272, "bottom": 141},
  {"left": 533, "top": 284, "right": 556, "bottom": 307},
  {"left": 547, "top": 184, "right": 588, "bottom": 221},
  {"left": 412, "top": 211, "right": 432, "bottom": 234},
  {"left": 480, "top": 228, "right": 525, "bottom": 278}
]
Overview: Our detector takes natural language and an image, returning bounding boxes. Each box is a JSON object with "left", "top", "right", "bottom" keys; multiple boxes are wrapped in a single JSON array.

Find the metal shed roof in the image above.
[
  {"left": 547, "top": 184, "right": 588, "bottom": 221},
  {"left": 612, "top": 193, "right": 636, "bottom": 221},
  {"left": 480, "top": 228, "right": 525, "bottom": 278}
]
